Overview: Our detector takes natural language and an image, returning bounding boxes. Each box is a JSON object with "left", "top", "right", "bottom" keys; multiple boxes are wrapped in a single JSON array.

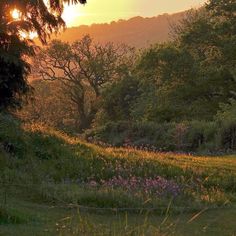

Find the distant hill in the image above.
[{"left": 52, "top": 11, "right": 186, "bottom": 47}]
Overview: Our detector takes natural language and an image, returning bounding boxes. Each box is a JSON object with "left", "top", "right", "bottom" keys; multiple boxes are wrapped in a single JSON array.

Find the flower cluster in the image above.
[{"left": 88, "top": 176, "right": 181, "bottom": 198}]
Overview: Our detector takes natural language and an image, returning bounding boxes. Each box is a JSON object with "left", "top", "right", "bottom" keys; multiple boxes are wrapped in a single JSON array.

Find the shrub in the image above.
[
  {"left": 216, "top": 99, "right": 236, "bottom": 151},
  {"left": 184, "top": 121, "right": 217, "bottom": 152},
  {"left": 85, "top": 120, "right": 219, "bottom": 153}
]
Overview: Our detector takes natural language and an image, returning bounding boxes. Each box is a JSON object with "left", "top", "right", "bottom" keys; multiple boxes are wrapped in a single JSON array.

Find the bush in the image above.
[
  {"left": 85, "top": 120, "right": 219, "bottom": 153},
  {"left": 85, "top": 121, "right": 172, "bottom": 150},
  {"left": 216, "top": 99, "right": 236, "bottom": 151},
  {"left": 184, "top": 121, "right": 217, "bottom": 152}
]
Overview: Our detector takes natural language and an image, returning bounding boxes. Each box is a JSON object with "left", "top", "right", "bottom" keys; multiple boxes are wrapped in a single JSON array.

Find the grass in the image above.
[
  {"left": 0, "top": 197, "right": 236, "bottom": 235},
  {"left": 0, "top": 113, "right": 236, "bottom": 235}
]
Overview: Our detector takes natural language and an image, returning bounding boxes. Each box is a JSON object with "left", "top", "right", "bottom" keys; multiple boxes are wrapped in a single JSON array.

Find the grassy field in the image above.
[
  {"left": 0, "top": 196, "right": 236, "bottom": 235},
  {"left": 0, "top": 114, "right": 236, "bottom": 235}
]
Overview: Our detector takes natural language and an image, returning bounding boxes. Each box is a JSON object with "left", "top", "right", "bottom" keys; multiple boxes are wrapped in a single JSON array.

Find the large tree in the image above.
[
  {"left": 0, "top": 0, "right": 86, "bottom": 110},
  {"left": 138, "top": 2, "right": 236, "bottom": 122},
  {"left": 33, "top": 36, "right": 135, "bottom": 131}
]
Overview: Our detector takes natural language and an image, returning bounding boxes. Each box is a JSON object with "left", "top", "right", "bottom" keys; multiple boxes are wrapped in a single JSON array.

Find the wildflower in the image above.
[{"left": 89, "top": 180, "right": 98, "bottom": 187}]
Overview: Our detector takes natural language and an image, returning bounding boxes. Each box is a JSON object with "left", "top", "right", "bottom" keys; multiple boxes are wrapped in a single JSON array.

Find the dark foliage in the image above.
[{"left": 0, "top": 0, "right": 86, "bottom": 110}]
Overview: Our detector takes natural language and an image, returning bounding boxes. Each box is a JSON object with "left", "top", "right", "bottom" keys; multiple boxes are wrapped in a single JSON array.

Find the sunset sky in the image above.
[{"left": 63, "top": 0, "right": 207, "bottom": 27}]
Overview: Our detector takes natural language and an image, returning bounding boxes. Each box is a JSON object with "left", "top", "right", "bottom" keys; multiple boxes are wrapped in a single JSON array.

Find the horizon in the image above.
[
  {"left": 63, "top": 0, "right": 207, "bottom": 27},
  {"left": 63, "top": 10, "right": 185, "bottom": 29}
]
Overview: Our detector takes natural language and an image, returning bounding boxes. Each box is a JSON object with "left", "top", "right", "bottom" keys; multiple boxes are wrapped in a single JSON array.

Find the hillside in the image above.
[
  {"left": 0, "top": 113, "right": 236, "bottom": 234},
  {"left": 52, "top": 11, "right": 186, "bottom": 47}
]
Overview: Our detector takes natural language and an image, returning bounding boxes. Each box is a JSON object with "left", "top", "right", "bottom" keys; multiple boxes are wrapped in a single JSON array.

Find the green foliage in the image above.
[
  {"left": 215, "top": 100, "right": 236, "bottom": 150},
  {"left": 216, "top": 99, "right": 236, "bottom": 125},
  {"left": 96, "top": 76, "right": 140, "bottom": 124},
  {"left": 88, "top": 0, "right": 236, "bottom": 152},
  {"left": 32, "top": 36, "right": 134, "bottom": 132},
  {"left": 18, "top": 1, "right": 235, "bottom": 139},
  {"left": 86, "top": 120, "right": 221, "bottom": 153}
]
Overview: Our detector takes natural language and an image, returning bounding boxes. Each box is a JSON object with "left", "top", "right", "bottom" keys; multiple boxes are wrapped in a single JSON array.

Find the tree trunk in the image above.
[{"left": 75, "top": 101, "right": 96, "bottom": 132}]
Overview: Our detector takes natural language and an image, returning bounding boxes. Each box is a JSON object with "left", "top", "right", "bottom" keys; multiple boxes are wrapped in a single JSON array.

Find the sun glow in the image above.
[
  {"left": 20, "top": 31, "right": 38, "bottom": 40},
  {"left": 10, "top": 9, "right": 37, "bottom": 39},
  {"left": 11, "top": 9, "right": 21, "bottom": 20},
  {"left": 62, "top": 5, "right": 84, "bottom": 26},
  {"left": 63, "top": 0, "right": 207, "bottom": 27}
]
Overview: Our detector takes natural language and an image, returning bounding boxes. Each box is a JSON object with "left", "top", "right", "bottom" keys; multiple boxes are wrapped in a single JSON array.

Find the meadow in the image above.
[
  {"left": 1, "top": 0, "right": 236, "bottom": 235},
  {"left": 0, "top": 113, "right": 236, "bottom": 235}
]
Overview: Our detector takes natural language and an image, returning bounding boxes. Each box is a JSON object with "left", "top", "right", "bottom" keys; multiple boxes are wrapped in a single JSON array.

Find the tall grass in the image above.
[{"left": 0, "top": 113, "right": 236, "bottom": 212}]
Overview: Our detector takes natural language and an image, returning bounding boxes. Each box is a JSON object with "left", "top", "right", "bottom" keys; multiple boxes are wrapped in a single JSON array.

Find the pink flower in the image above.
[{"left": 89, "top": 180, "right": 98, "bottom": 187}]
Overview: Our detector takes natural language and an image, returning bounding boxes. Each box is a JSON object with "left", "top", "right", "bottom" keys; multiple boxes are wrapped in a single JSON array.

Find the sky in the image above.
[{"left": 63, "top": 0, "right": 207, "bottom": 27}]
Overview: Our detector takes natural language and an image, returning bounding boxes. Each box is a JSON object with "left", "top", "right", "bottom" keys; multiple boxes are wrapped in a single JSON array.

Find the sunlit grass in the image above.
[
  {"left": 1, "top": 115, "right": 236, "bottom": 235},
  {"left": 18, "top": 122, "right": 236, "bottom": 208}
]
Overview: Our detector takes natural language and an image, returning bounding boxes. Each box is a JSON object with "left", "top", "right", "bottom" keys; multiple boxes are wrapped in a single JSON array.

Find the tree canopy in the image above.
[
  {"left": 33, "top": 36, "right": 134, "bottom": 131},
  {"left": 0, "top": 0, "right": 86, "bottom": 110}
]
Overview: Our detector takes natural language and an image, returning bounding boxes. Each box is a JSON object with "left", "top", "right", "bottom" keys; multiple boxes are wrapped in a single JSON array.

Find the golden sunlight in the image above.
[
  {"left": 20, "top": 31, "right": 38, "bottom": 40},
  {"left": 62, "top": 5, "right": 83, "bottom": 26},
  {"left": 63, "top": 0, "right": 207, "bottom": 27},
  {"left": 10, "top": 9, "right": 37, "bottom": 39},
  {"left": 11, "top": 9, "right": 21, "bottom": 20}
]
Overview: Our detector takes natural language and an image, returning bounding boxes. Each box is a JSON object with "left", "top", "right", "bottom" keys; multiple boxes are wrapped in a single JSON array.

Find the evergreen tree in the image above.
[{"left": 0, "top": 0, "right": 86, "bottom": 110}]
